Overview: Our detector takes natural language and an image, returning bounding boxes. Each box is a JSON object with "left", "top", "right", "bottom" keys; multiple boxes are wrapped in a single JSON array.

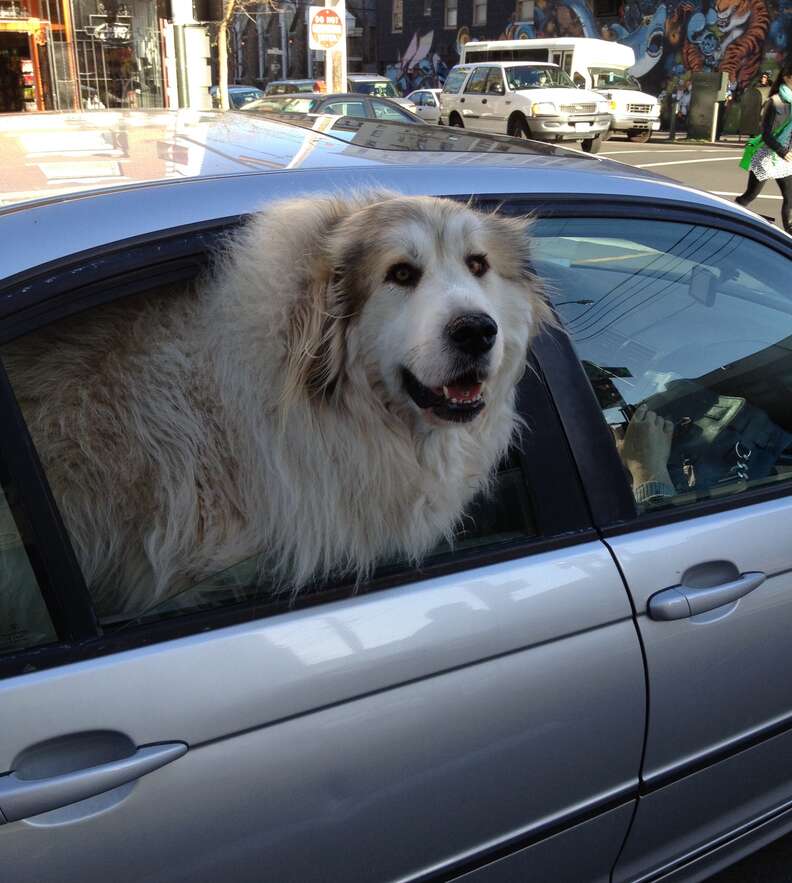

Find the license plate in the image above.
[{"left": 574, "top": 122, "right": 590, "bottom": 132}]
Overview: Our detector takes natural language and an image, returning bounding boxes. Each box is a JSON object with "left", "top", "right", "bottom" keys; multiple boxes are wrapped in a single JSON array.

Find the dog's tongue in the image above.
[{"left": 443, "top": 382, "right": 482, "bottom": 402}]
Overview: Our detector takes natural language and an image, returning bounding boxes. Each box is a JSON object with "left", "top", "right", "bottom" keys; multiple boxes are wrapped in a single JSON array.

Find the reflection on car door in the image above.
[
  {"left": 0, "top": 243, "right": 645, "bottom": 882},
  {"left": 530, "top": 210, "right": 792, "bottom": 882}
]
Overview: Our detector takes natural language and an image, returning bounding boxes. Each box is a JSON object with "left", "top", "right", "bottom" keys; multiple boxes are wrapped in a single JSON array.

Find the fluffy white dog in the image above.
[{"left": 3, "top": 192, "right": 551, "bottom": 617}]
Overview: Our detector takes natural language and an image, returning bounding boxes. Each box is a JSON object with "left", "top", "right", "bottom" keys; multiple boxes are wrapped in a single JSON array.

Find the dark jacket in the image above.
[{"left": 762, "top": 94, "right": 792, "bottom": 158}]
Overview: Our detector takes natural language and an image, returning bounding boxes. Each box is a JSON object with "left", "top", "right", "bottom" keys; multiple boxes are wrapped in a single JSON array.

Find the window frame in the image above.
[
  {"left": 473, "top": 0, "right": 487, "bottom": 26},
  {"left": 493, "top": 195, "right": 792, "bottom": 537},
  {"left": 444, "top": 0, "right": 457, "bottom": 29},
  {"left": 0, "top": 213, "right": 595, "bottom": 679}
]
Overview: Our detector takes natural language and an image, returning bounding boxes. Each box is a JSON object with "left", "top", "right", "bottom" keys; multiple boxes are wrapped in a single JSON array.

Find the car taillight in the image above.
[{"left": 314, "top": 80, "right": 326, "bottom": 93}]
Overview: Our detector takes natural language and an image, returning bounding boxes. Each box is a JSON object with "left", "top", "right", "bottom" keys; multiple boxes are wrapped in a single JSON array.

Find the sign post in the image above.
[{"left": 308, "top": 2, "right": 347, "bottom": 93}]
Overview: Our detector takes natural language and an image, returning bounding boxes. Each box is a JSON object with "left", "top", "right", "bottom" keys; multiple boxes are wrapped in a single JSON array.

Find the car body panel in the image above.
[{"left": 0, "top": 533, "right": 645, "bottom": 879}]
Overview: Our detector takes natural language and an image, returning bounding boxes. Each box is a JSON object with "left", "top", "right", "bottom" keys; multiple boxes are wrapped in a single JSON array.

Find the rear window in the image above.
[{"left": 350, "top": 80, "right": 399, "bottom": 98}]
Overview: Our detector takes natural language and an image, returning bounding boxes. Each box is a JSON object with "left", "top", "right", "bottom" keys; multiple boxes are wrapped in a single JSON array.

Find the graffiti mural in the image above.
[
  {"left": 384, "top": 30, "right": 449, "bottom": 92},
  {"left": 381, "top": 0, "right": 790, "bottom": 104},
  {"left": 616, "top": 0, "right": 783, "bottom": 96}
]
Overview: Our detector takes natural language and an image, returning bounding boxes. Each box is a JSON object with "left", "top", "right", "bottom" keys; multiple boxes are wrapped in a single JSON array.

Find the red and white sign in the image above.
[{"left": 309, "top": 7, "right": 343, "bottom": 51}]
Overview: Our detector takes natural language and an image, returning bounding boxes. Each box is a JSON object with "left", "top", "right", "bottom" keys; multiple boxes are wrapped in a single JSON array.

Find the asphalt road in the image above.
[{"left": 597, "top": 133, "right": 785, "bottom": 229}]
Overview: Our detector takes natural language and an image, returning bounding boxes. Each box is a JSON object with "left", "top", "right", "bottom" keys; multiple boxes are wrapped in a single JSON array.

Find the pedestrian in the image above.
[{"left": 736, "top": 62, "right": 792, "bottom": 234}]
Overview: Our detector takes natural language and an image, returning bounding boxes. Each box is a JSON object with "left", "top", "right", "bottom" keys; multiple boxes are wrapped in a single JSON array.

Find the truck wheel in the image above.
[
  {"left": 581, "top": 136, "right": 602, "bottom": 154},
  {"left": 449, "top": 113, "right": 464, "bottom": 128},
  {"left": 627, "top": 129, "right": 651, "bottom": 143},
  {"left": 508, "top": 116, "right": 531, "bottom": 139}
]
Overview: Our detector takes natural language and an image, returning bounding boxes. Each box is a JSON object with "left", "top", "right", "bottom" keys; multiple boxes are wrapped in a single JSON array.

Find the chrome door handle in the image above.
[
  {"left": 648, "top": 571, "right": 766, "bottom": 621},
  {"left": 0, "top": 742, "right": 187, "bottom": 823}
]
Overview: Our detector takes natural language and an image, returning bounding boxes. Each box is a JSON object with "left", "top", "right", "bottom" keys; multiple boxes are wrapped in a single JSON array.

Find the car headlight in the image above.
[
  {"left": 531, "top": 101, "right": 557, "bottom": 117},
  {"left": 651, "top": 103, "right": 661, "bottom": 116}
]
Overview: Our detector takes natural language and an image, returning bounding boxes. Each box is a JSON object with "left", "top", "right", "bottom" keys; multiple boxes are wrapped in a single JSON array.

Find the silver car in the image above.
[{"left": 1, "top": 109, "right": 792, "bottom": 883}]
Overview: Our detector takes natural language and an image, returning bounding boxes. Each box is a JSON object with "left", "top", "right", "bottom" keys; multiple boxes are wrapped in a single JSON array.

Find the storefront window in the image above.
[{"left": 70, "top": 0, "right": 164, "bottom": 109}]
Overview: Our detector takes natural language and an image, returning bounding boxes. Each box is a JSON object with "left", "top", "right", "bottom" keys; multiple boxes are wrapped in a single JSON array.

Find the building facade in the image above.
[
  {"left": 377, "top": 0, "right": 792, "bottom": 100},
  {"left": 0, "top": 0, "right": 171, "bottom": 112},
  {"left": 227, "top": 0, "right": 378, "bottom": 88}
]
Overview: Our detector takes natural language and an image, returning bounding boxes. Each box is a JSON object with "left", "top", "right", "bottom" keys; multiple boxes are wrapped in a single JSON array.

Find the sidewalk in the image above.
[{"left": 646, "top": 131, "right": 747, "bottom": 148}]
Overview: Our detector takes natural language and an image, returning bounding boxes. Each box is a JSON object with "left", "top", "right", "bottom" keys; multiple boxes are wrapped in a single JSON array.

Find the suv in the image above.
[
  {"left": 347, "top": 74, "right": 417, "bottom": 112},
  {"left": 439, "top": 62, "right": 611, "bottom": 153}
]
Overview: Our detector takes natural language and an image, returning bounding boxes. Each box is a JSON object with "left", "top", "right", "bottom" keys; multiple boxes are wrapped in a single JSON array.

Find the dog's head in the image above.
[{"left": 280, "top": 192, "right": 550, "bottom": 427}]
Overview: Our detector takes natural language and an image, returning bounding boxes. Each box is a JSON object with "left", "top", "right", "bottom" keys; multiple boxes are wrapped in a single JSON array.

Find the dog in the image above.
[{"left": 2, "top": 192, "right": 551, "bottom": 618}]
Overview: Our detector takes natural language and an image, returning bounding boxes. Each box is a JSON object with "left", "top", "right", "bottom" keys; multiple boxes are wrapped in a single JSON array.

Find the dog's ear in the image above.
[
  {"left": 280, "top": 192, "right": 388, "bottom": 408},
  {"left": 282, "top": 267, "right": 349, "bottom": 406}
]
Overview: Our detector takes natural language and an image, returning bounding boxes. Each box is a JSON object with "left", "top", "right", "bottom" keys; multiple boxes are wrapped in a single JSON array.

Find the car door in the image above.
[
  {"left": 460, "top": 67, "right": 490, "bottom": 131},
  {"left": 527, "top": 203, "right": 792, "bottom": 882},
  {"left": 0, "top": 204, "right": 644, "bottom": 883},
  {"left": 482, "top": 68, "right": 509, "bottom": 134}
]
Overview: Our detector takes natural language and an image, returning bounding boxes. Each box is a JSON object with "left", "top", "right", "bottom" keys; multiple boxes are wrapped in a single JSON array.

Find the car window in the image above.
[
  {"left": 1, "top": 270, "right": 545, "bottom": 630},
  {"left": 0, "top": 483, "right": 57, "bottom": 655},
  {"left": 425, "top": 93, "right": 438, "bottom": 107},
  {"left": 464, "top": 67, "right": 490, "bottom": 95},
  {"left": 323, "top": 100, "right": 368, "bottom": 118},
  {"left": 351, "top": 80, "right": 398, "bottom": 98},
  {"left": 442, "top": 67, "right": 470, "bottom": 94},
  {"left": 505, "top": 65, "right": 575, "bottom": 90},
  {"left": 485, "top": 69, "right": 505, "bottom": 95},
  {"left": 531, "top": 217, "right": 792, "bottom": 514},
  {"left": 371, "top": 100, "right": 414, "bottom": 121}
]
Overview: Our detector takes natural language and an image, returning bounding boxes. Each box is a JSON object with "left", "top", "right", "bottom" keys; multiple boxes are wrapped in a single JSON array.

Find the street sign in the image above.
[{"left": 308, "top": 7, "right": 343, "bottom": 51}]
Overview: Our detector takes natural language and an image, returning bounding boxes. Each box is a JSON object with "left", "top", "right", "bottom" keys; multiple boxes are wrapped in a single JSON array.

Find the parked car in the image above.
[
  {"left": 405, "top": 87, "right": 443, "bottom": 124},
  {"left": 226, "top": 85, "right": 266, "bottom": 109},
  {"left": 1, "top": 109, "right": 792, "bottom": 883},
  {"left": 242, "top": 91, "right": 426, "bottom": 125},
  {"left": 460, "top": 37, "right": 661, "bottom": 142},
  {"left": 346, "top": 73, "right": 417, "bottom": 112},
  {"left": 264, "top": 78, "right": 326, "bottom": 95},
  {"left": 439, "top": 60, "right": 611, "bottom": 152}
]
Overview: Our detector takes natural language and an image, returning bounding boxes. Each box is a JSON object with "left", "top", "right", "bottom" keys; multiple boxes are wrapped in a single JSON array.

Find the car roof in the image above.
[{"left": 0, "top": 109, "right": 768, "bottom": 280}]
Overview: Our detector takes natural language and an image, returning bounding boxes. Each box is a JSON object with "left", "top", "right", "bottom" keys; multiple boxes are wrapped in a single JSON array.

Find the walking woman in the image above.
[{"left": 736, "top": 63, "right": 792, "bottom": 234}]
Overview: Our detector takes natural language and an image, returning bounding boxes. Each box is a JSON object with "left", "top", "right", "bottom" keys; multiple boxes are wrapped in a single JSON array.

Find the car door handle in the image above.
[
  {"left": 648, "top": 571, "right": 766, "bottom": 621},
  {"left": 0, "top": 742, "right": 187, "bottom": 823}
]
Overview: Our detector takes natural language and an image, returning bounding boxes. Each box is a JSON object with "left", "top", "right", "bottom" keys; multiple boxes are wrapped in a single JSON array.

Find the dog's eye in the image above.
[
  {"left": 466, "top": 254, "right": 489, "bottom": 278},
  {"left": 386, "top": 263, "right": 422, "bottom": 287}
]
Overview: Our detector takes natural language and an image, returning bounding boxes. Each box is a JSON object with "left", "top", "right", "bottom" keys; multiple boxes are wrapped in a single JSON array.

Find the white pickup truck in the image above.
[
  {"left": 460, "top": 38, "right": 660, "bottom": 143},
  {"left": 439, "top": 61, "right": 611, "bottom": 153}
]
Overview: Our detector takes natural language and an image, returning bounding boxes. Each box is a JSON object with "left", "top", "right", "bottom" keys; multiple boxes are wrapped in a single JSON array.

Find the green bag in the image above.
[
  {"left": 739, "top": 133, "right": 764, "bottom": 171},
  {"left": 739, "top": 118, "right": 789, "bottom": 171}
]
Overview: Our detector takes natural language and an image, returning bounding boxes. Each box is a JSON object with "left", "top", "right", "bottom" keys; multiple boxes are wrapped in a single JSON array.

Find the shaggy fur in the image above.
[{"left": 2, "top": 192, "right": 550, "bottom": 618}]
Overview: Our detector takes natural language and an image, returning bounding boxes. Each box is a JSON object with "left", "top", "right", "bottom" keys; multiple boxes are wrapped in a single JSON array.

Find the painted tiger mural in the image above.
[{"left": 684, "top": 0, "right": 770, "bottom": 89}]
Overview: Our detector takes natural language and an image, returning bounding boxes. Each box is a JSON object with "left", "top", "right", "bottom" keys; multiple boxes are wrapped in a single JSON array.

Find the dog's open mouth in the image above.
[{"left": 401, "top": 367, "right": 486, "bottom": 423}]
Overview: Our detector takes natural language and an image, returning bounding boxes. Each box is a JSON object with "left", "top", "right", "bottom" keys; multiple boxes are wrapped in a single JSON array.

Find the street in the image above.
[{"left": 598, "top": 134, "right": 786, "bottom": 229}]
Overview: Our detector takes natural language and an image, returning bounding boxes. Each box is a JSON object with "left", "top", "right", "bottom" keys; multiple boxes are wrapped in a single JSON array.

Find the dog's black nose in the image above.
[{"left": 446, "top": 313, "right": 498, "bottom": 356}]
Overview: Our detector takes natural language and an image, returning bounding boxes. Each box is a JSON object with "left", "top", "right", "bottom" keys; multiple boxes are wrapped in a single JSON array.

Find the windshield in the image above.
[
  {"left": 351, "top": 80, "right": 399, "bottom": 98},
  {"left": 589, "top": 68, "right": 642, "bottom": 90},
  {"left": 505, "top": 66, "right": 575, "bottom": 90}
]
